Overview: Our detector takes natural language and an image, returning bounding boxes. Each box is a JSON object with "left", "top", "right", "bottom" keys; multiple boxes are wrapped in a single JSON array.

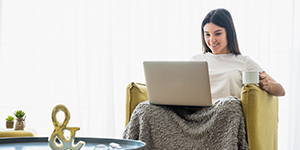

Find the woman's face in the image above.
[{"left": 203, "top": 23, "right": 229, "bottom": 54}]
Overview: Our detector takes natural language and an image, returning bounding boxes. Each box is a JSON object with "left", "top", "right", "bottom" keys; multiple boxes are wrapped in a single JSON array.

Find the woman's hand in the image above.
[
  {"left": 259, "top": 72, "right": 285, "bottom": 96},
  {"left": 259, "top": 73, "right": 270, "bottom": 91}
]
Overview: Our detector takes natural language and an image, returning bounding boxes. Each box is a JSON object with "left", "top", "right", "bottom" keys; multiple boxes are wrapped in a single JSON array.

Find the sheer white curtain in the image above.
[{"left": 0, "top": 0, "right": 299, "bottom": 149}]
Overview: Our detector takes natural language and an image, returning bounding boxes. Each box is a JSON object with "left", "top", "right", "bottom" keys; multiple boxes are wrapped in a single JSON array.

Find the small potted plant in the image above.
[
  {"left": 14, "top": 110, "right": 26, "bottom": 130},
  {"left": 6, "top": 115, "right": 15, "bottom": 129}
]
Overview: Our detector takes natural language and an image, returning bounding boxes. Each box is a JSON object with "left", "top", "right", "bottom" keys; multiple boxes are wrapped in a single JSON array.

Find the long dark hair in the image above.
[{"left": 201, "top": 8, "right": 241, "bottom": 55}]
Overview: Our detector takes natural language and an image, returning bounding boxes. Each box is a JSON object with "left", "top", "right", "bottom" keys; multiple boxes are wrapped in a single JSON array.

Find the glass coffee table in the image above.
[{"left": 0, "top": 137, "right": 146, "bottom": 150}]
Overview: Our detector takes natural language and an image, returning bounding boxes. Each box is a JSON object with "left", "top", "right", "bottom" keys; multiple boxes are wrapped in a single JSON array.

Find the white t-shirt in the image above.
[{"left": 190, "top": 53, "right": 264, "bottom": 103}]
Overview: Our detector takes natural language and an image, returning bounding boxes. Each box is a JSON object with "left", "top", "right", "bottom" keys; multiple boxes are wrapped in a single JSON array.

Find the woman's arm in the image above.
[{"left": 259, "top": 72, "right": 285, "bottom": 96}]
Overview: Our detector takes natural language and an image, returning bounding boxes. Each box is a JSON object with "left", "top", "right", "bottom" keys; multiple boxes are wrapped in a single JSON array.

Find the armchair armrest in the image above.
[
  {"left": 125, "top": 82, "right": 148, "bottom": 126},
  {"left": 241, "top": 84, "right": 279, "bottom": 150}
]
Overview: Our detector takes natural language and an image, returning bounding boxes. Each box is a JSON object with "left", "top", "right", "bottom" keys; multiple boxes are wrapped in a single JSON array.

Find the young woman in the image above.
[
  {"left": 191, "top": 8, "right": 285, "bottom": 102},
  {"left": 124, "top": 8, "right": 285, "bottom": 150}
]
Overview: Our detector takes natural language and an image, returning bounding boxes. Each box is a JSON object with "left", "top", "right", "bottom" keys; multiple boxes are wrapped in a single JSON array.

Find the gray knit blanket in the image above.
[{"left": 123, "top": 96, "right": 249, "bottom": 150}]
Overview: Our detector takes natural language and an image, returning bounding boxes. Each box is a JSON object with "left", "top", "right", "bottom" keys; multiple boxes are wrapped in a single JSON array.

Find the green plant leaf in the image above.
[
  {"left": 6, "top": 115, "right": 15, "bottom": 121},
  {"left": 14, "top": 110, "right": 26, "bottom": 118}
]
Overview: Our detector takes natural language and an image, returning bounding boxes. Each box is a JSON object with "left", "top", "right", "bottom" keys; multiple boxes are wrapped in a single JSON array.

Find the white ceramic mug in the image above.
[{"left": 243, "top": 71, "right": 259, "bottom": 85}]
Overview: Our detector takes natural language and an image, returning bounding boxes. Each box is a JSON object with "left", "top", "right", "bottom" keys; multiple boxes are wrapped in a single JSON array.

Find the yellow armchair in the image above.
[{"left": 125, "top": 82, "right": 278, "bottom": 150}]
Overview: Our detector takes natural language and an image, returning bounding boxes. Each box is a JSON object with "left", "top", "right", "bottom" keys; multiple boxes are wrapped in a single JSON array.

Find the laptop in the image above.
[{"left": 143, "top": 61, "right": 212, "bottom": 106}]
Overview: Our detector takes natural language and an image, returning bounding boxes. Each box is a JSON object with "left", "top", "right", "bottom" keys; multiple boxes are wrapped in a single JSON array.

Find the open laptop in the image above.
[{"left": 143, "top": 61, "right": 212, "bottom": 106}]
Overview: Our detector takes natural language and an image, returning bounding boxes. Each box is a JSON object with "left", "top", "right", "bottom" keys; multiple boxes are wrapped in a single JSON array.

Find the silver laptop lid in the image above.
[{"left": 143, "top": 61, "right": 212, "bottom": 106}]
